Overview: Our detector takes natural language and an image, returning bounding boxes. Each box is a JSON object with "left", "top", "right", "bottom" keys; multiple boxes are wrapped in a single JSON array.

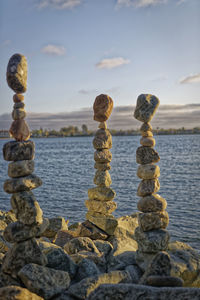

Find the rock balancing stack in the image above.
[
  {"left": 2, "top": 53, "right": 47, "bottom": 278},
  {"left": 133, "top": 94, "right": 170, "bottom": 262},
  {"left": 85, "top": 94, "right": 118, "bottom": 235}
]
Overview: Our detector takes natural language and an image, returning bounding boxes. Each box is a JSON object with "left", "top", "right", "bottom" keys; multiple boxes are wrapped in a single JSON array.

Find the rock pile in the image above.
[
  {"left": 1, "top": 53, "right": 48, "bottom": 278},
  {"left": 134, "top": 94, "right": 170, "bottom": 262},
  {"left": 86, "top": 94, "right": 118, "bottom": 235}
]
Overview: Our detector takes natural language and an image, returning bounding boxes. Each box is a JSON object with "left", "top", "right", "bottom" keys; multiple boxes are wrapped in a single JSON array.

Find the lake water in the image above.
[{"left": 0, "top": 135, "right": 200, "bottom": 250}]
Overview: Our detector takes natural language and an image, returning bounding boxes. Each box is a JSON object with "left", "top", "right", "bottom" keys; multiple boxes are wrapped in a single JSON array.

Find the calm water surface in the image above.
[{"left": 0, "top": 135, "right": 200, "bottom": 250}]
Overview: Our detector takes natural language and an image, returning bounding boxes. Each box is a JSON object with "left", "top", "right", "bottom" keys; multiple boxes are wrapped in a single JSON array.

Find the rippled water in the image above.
[{"left": 0, "top": 135, "right": 200, "bottom": 250}]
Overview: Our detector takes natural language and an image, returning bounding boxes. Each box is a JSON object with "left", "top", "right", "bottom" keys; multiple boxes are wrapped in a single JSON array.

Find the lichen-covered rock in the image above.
[
  {"left": 13, "top": 93, "right": 24, "bottom": 103},
  {"left": 86, "top": 212, "right": 118, "bottom": 235},
  {"left": 93, "top": 240, "right": 113, "bottom": 256},
  {"left": 3, "top": 140, "right": 35, "bottom": 161},
  {"left": 134, "top": 227, "right": 170, "bottom": 253},
  {"left": 125, "top": 265, "right": 143, "bottom": 283},
  {"left": 94, "top": 170, "right": 112, "bottom": 187},
  {"left": 140, "top": 136, "right": 156, "bottom": 147},
  {"left": 68, "top": 270, "right": 132, "bottom": 299},
  {"left": 138, "top": 211, "right": 169, "bottom": 231},
  {"left": 42, "top": 217, "right": 68, "bottom": 238},
  {"left": 4, "top": 174, "right": 42, "bottom": 194},
  {"left": 0, "top": 285, "right": 44, "bottom": 300},
  {"left": 94, "top": 162, "right": 111, "bottom": 171},
  {"left": 85, "top": 199, "right": 117, "bottom": 214},
  {"left": 8, "top": 160, "right": 34, "bottom": 178},
  {"left": 18, "top": 263, "right": 70, "bottom": 300},
  {"left": 75, "top": 258, "right": 100, "bottom": 281},
  {"left": 137, "top": 194, "right": 167, "bottom": 212},
  {"left": 78, "top": 220, "right": 108, "bottom": 240},
  {"left": 146, "top": 275, "right": 183, "bottom": 287},
  {"left": 137, "top": 164, "right": 160, "bottom": 180},
  {"left": 2, "top": 238, "right": 47, "bottom": 278},
  {"left": 12, "top": 108, "right": 26, "bottom": 120},
  {"left": 88, "top": 186, "right": 116, "bottom": 201},
  {"left": 11, "top": 191, "right": 43, "bottom": 225},
  {"left": 93, "top": 129, "right": 112, "bottom": 149},
  {"left": 134, "top": 94, "right": 160, "bottom": 123},
  {"left": 137, "top": 178, "right": 160, "bottom": 197},
  {"left": 136, "top": 146, "right": 160, "bottom": 165},
  {"left": 64, "top": 237, "right": 100, "bottom": 255},
  {"left": 94, "top": 149, "right": 112, "bottom": 163},
  {"left": 93, "top": 94, "right": 113, "bottom": 122},
  {"left": 7, "top": 53, "right": 27, "bottom": 93},
  {"left": 9, "top": 120, "right": 30, "bottom": 141},
  {"left": 54, "top": 230, "right": 79, "bottom": 248}
]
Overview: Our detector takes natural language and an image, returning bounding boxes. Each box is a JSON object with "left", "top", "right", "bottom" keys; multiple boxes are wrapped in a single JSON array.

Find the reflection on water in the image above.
[{"left": 0, "top": 135, "right": 200, "bottom": 250}]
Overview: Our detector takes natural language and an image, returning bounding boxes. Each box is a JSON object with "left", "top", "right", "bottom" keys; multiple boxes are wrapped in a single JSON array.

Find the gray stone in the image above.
[
  {"left": 93, "top": 170, "right": 112, "bottom": 187},
  {"left": 125, "top": 265, "right": 143, "bottom": 283},
  {"left": 138, "top": 211, "right": 169, "bottom": 231},
  {"left": 137, "top": 178, "right": 160, "bottom": 197},
  {"left": 42, "top": 216, "right": 68, "bottom": 238},
  {"left": 64, "top": 237, "right": 100, "bottom": 255},
  {"left": 94, "top": 162, "right": 111, "bottom": 171},
  {"left": 12, "top": 108, "right": 26, "bottom": 120},
  {"left": 93, "top": 240, "right": 113, "bottom": 256},
  {"left": 78, "top": 220, "right": 108, "bottom": 240},
  {"left": 3, "top": 140, "right": 35, "bottom": 161},
  {"left": 93, "top": 129, "right": 112, "bottom": 149},
  {"left": 8, "top": 160, "right": 34, "bottom": 178},
  {"left": 134, "top": 226, "right": 170, "bottom": 253},
  {"left": 88, "top": 283, "right": 200, "bottom": 300},
  {"left": 52, "top": 291, "right": 77, "bottom": 300},
  {"left": 134, "top": 94, "right": 160, "bottom": 122},
  {"left": 4, "top": 174, "right": 42, "bottom": 194},
  {"left": 94, "top": 149, "right": 112, "bottom": 163},
  {"left": 76, "top": 258, "right": 100, "bottom": 281},
  {"left": 137, "top": 194, "right": 167, "bottom": 212},
  {"left": 68, "top": 270, "right": 132, "bottom": 299},
  {"left": 54, "top": 230, "right": 79, "bottom": 248},
  {"left": 136, "top": 146, "right": 160, "bottom": 165},
  {"left": 0, "top": 285, "right": 43, "bottom": 300},
  {"left": 0, "top": 271, "right": 21, "bottom": 288},
  {"left": 13, "top": 101, "right": 25, "bottom": 109},
  {"left": 7, "top": 53, "right": 27, "bottom": 93},
  {"left": 18, "top": 263, "right": 70, "bottom": 300},
  {"left": 1, "top": 238, "right": 47, "bottom": 278},
  {"left": 146, "top": 275, "right": 183, "bottom": 287},
  {"left": 11, "top": 191, "right": 43, "bottom": 225},
  {"left": 46, "top": 247, "right": 77, "bottom": 278}
]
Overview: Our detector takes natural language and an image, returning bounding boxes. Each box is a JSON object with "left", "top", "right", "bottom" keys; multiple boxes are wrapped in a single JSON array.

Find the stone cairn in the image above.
[
  {"left": 85, "top": 94, "right": 118, "bottom": 235},
  {"left": 133, "top": 94, "right": 170, "bottom": 263},
  {"left": 1, "top": 54, "right": 47, "bottom": 278}
]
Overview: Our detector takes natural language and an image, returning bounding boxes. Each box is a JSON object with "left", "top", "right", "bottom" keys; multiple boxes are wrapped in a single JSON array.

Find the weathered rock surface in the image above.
[
  {"left": 8, "top": 160, "right": 34, "bottom": 178},
  {"left": 138, "top": 211, "right": 169, "bottom": 231},
  {"left": 98, "top": 121, "right": 107, "bottom": 129},
  {"left": 13, "top": 101, "right": 25, "bottom": 109},
  {"left": 0, "top": 272, "right": 21, "bottom": 288},
  {"left": 137, "top": 164, "right": 160, "bottom": 180},
  {"left": 93, "top": 170, "right": 112, "bottom": 187},
  {"left": 64, "top": 237, "right": 100, "bottom": 255},
  {"left": 18, "top": 263, "right": 70, "bottom": 300},
  {"left": 3, "top": 140, "right": 35, "bottom": 161},
  {"left": 93, "top": 240, "right": 113, "bottom": 256},
  {"left": 2, "top": 238, "right": 47, "bottom": 277},
  {"left": 134, "top": 94, "right": 160, "bottom": 123},
  {"left": 137, "top": 178, "right": 160, "bottom": 197},
  {"left": 7, "top": 53, "right": 27, "bottom": 93},
  {"left": 136, "top": 146, "right": 160, "bottom": 165},
  {"left": 88, "top": 283, "right": 200, "bottom": 300},
  {"left": 94, "top": 149, "right": 112, "bottom": 163},
  {"left": 140, "top": 136, "right": 156, "bottom": 147},
  {"left": 12, "top": 108, "right": 26, "bottom": 120},
  {"left": 135, "top": 227, "right": 170, "bottom": 253},
  {"left": 9, "top": 120, "right": 30, "bottom": 141},
  {"left": 85, "top": 199, "right": 117, "bottom": 214},
  {"left": 88, "top": 186, "right": 116, "bottom": 201},
  {"left": 86, "top": 212, "right": 118, "bottom": 235},
  {"left": 93, "top": 94, "right": 113, "bottom": 122},
  {"left": 13, "top": 93, "right": 24, "bottom": 103},
  {"left": 0, "top": 234, "right": 10, "bottom": 253},
  {"left": 54, "top": 230, "right": 79, "bottom": 247},
  {"left": 125, "top": 265, "right": 143, "bottom": 283},
  {"left": 68, "top": 270, "right": 132, "bottom": 299},
  {"left": 140, "top": 122, "right": 152, "bottom": 133},
  {"left": 42, "top": 217, "right": 68, "bottom": 238},
  {"left": 146, "top": 275, "right": 183, "bottom": 287},
  {"left": 0, "top": 285, "right": 44, "bottom": 300},
  {"left": 141, "top": 131, "right": 153, "bottom": 138},
  {"left": 75, "top": 258, "right": 100, "bottom": 281},
  {"left": 11, "top": 191, "right": 43, "bottom": 225},
  {"left": 78, "top": 220, "right": 108, "bottom": 240},
  {"left": 4, "top": 174, "right": 42, "bottom": 194},
  {"left": 137, "top": 194, "right": 167, "bottom": 212},
  {"left": 93, "top": 129, "right": 112, "bottom": 149},
  {"left": 94, "top": 162, "right": 111, "bottom": 171}
]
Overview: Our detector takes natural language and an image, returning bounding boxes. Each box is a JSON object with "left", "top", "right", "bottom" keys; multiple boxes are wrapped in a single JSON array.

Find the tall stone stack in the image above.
[
  {"left": 133, "top": 94, "right": 170, "bottom": 262},
  {"left": 85, "top": 94, "right": 118, "bottom": 235},
  {"left": 1, "top": 54, "right": 47, "bottom": 278}
]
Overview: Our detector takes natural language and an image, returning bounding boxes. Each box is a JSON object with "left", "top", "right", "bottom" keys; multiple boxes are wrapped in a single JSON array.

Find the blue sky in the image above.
[{"left": 0, "top": 0, "right": 200, "bottom": 116}]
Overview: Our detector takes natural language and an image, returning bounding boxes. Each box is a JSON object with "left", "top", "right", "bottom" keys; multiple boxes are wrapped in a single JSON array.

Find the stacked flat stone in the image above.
[
  {"left": 1, "top": 54, "right": 47, "bottom": 278},
  {"left": 85, "top": 94, "right": 118, "bottom": 235},
  {"left": 134, "top": 94, "right": 170, "bottom": 256}
]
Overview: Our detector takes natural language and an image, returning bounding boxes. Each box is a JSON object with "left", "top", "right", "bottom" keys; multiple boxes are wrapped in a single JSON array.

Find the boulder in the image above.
[
  {"left": 146, "top": 275, "right": 183, "bottom": 287},
  {"left": 54, "top": 230, "right": 79, "bottom": 247},
  {"left": 93, "top": 94, "right": 113, "bottom": 122},
  {"left": 0, "top": 285, "right": 43, "bottom": 300},
  {"left": 86, "top": 212, "right": 118, "bottom": 235},
  {"left": 125, "top": 265, "right": 143, "bottom": 283},
  {"left": 4, "top": 174, "right": 42, "bottom": 194},
  {"left": 64, "top": 237, "right": 100, "bottom": 255},
  {"left": 93, "top": 240, "right": 113, "bottom": 256},
  {"left": 8, "top": 160, "right": 34, "bottom": 178},
  {"left": 7, "top": 53, "right": 27, "bottom": 93},
  {"left": 75, "top": 258, "right": 100, "bottom": 281},
  {"left": 78, "top": 220, "right": 108, "bottom": 240},
  {"left": 134, "top": 94, "right": 160, "bottom": 123},
  {"left": 3, "top": 140, "right": 35, "bottom": 161}
]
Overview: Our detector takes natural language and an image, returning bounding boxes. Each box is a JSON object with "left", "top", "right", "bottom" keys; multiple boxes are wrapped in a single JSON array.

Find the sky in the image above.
[{"left": 0, "top": 0, "right": 200, "bottom": 129}]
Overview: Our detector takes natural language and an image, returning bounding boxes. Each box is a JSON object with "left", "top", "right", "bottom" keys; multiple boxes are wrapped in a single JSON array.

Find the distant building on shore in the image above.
[{"left": 0, "top": 130, "right": 10, "bottom": 138}]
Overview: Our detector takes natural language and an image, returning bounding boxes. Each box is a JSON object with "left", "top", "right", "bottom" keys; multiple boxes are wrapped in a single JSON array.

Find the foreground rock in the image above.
[{"left": 0, "top": 285, "right": 44, "bottom": 300}]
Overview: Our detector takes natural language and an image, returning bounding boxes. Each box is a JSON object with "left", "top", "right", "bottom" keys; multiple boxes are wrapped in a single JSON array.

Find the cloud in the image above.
[
  {"left": 96, "top": 57, "right": 130, "bottom": 69},
  {"left": 116, "top": 0, "right": 167, "bottom": 8},
  {"left": 37, "top": 0, "right": 82, "bottom": 10},
  {"left": 78, "top": 89, "right": 97, "bottom": 95},
  {"left": 179, "top": 73, "right": 200, "bottom": 84},
  {"left": 41, "top": 44, "right": 66, "bottom": 56}
]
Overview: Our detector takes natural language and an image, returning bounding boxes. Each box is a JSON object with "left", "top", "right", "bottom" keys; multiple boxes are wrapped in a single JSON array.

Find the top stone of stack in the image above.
[
  {"left": 134, "top": 94, "right": 160, "bottom": 123},
  {"left": 7, "top": 53, "right": 27, "bottom": 93},
  {"left": 93, "top": 94, "right": 113, "bottom": 122}
]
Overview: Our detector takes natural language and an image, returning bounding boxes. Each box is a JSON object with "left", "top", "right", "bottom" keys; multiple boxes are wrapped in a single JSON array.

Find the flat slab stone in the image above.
[
  {"left": 138, "top": 211, "right": 169, "bottom": 231},
  {"left": 0, "top": 286, "right": 43, "bottom": 300},
  {"left": 85, "top": 199, "right": 117, "bottom": 214},
  {"left": 4, "top": 174, "right": 42, "bottom": 194},
  {"left": 86, "top": 212, "right": 118, "bottom": 235},
  {"left": 134, "top": 94, "right": 160, "bottom": 123},
  {"left": 136, "top": 146, "right": 160, "bottom": 165},
  {"left": 94, "top": 170, "right": 112, "bottom": 187},
  {"left": 137, "top": 178, "right": 160, "bottom": 197},
  {"left": 93, "top": 129, "right": 112, "bottom": 149},
  {"left": 7, "top": 53, "right": 27, "bottom": 93},
  {"left": 18, "top": 263, "right": 70, "bottom": 300},
  {"left": 137, "top": 194, "right": 167, "bottom": 212},
  {"left": 11, "top": 191, "right": 43, "bottom": 225},
  {"left": 134, "top": 226, "right": 170, "bottom": 253},
  {"left": 3, "top": 140, "right": 35, "bottom": 161},
  {"left": 8, "top": 160, "right": 34, "bottom": 178},
  {"left": 88, "top": 186, "right": 116, "bottom": 201},
  {"left": 137, "top": 164, "right": 160, "bottom": 180},
  {"left": 79, "top": 220, "right": 108, "bottom": 240},
  {"left": 93, "top": 94, "right": 113, "bottom": 122},
  {"left": 94, "top": 149, "right": 112, "bottom": 163}
]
